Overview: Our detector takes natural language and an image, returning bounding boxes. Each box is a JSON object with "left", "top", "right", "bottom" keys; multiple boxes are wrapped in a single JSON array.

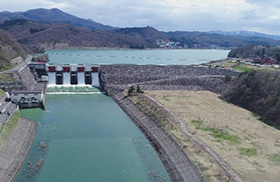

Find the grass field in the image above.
[
  {"left": 0, "top": 73, "right": 14, "bottom": 83},
  {"left": 143, "top": 90, "right": 280, "bottom": 182}
]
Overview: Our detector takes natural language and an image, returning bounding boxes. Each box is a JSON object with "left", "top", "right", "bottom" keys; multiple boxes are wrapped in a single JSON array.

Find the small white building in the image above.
[{"left": 10, "top": 90, "right": 43, "bottom": 103}]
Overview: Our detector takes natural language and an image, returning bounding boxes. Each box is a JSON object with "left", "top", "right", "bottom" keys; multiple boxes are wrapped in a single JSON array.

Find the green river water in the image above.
[{"left": 15, "top": 93, "right": 170, "bottom": 182}]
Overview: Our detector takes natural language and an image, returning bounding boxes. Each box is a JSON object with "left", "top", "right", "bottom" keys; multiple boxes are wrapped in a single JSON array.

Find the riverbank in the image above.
[
  {"left": 103, "top": 64, "right": 240, "bottom": 181},
  {"left": 109, "top": 89, "right": 203, "bottom": 182},
  {"left": 143, "top": 90, "right": 280, "bottom": 182},
  {"left": 0, "top": 117, "right": 38, "bottom": 182}
]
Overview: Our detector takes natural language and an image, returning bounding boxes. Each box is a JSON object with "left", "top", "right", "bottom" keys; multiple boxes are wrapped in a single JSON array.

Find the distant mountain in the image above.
[
  {"left": 166, "top": 31, "right": 280, "bottom": 48},
  {"left": 115, "top": 26, "right": 170, "bottom": 48},
  {"left": 0, "top": 8, "right": 114, "bottom": 30},
  {"left": 0, "top": 19, "right": 166, "bottom": 52},
  {"left": 1, "top": 8, "right": 280, "bottom": 52},
  {"left": 208, "top": 30, "right": 280, "bottom": 40}
]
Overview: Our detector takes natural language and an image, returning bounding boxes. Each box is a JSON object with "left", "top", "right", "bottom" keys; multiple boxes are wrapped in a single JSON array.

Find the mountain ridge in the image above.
[
  {"left": 1, "top": 8, "right": 280, "bottom": 40},
  {"left": 208, "top": 30, "right": 280, "bottom": 40},
  {"left": 1, "top": 8, "right": 280, "bottom": 52},
  {"left": 0, "top": 8, "right": 114, "bottom": 30}
]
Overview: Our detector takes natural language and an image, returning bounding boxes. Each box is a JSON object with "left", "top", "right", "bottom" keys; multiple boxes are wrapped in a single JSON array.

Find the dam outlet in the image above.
[
  {"left": 47, "top": 64, "right": 100, "bottom": 86},
  {"left": 29, "top": 63, "right": 102, "bottom": 88}
]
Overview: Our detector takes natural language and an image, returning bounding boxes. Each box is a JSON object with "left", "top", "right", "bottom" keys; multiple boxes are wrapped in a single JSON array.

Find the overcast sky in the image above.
[{"left": 1, "top": 0, "right": 280, "bottom": 35}]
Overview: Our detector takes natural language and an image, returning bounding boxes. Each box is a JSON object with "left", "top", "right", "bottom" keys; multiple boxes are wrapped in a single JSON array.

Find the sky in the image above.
[{"left": 1, "top": 0, "right": 280, "bottom": 35}]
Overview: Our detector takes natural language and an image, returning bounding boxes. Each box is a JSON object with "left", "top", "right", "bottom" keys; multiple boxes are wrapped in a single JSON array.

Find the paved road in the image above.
[{"left": 0, "top": 93, "right": 17, "bottom": 124}]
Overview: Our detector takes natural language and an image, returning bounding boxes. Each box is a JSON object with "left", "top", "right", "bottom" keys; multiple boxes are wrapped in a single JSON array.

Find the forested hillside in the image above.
[
  {"left": 222, "top": 71, "right": 280, "bottom": 129},
  {"left": 0, "top": 19, "right": 166, "bottom": 52},
  {"left": 0, "top": 29, "right": 26, "bottom": 71},
  {"left": 228, "top": 45, "right": 280, "bottom": 59},
  {"left": 167, "top": 31, "right": 280, "bottom": 48}
]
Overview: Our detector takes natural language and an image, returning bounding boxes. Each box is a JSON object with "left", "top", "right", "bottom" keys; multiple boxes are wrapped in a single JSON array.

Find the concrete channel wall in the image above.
[{"left": 109, "top": 89, "right": 203, "bottom": 182}]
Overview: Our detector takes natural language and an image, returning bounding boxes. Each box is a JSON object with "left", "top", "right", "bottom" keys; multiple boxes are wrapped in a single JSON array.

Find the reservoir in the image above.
[
  {"left": 15, "top": 49, "right": 229, "bottom": 181},
  {"left": 46, "top": 49, "right": 229, "bottom": 65}
]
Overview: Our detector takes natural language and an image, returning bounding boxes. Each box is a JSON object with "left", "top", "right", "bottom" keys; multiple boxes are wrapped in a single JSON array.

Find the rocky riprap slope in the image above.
[
  {"left": 0, "top": 118, "right": 37, "bottom": 182},
  {"left": 102, "top": 65, "right": 238, "bottom": 94}
]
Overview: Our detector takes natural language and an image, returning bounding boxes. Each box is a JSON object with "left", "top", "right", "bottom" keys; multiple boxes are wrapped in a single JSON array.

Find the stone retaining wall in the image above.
[
  {"left": 0, "top": 118, "right": 38, "bottom": 182},
  {"left": 17, "top": 66, "right": 37, "bottom": 91}
]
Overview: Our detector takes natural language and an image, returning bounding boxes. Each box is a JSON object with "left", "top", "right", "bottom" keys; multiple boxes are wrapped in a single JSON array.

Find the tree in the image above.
[
  {"left": 136, "top": 85, "right": 144, "bottom": 93},
  {"left": 128, "top": 85, "right": 135, "bottom": 96},
  {"left": 275, "top": 51, "right": 280, "bottom": 64}
]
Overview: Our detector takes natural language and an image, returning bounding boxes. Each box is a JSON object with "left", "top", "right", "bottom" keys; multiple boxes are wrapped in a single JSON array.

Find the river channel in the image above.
[{"left": 14, "top": 49, "right": 229, "bottom": 182}]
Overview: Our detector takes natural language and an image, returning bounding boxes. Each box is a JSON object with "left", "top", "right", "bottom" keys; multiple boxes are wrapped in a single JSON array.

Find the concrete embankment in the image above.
[
  {"left": 0, "top": 118, "right": 38, "bottom": 182},
  {"left": 110, "top": 89, "right": 203, "bottom": 182}
]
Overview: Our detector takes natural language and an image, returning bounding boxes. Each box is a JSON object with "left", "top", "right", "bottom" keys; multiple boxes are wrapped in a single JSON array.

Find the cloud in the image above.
[{"left": 1, "top": 0, "right": 280, "bottom": 35}]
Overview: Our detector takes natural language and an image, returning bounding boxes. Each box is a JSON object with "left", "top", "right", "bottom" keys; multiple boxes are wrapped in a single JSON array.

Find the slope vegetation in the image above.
[
  {"left": 222, "top": 70, "right": 280, "bottom": 129},
  {"left": 0, "top": 29, "right": 26, "bottom": 71}
]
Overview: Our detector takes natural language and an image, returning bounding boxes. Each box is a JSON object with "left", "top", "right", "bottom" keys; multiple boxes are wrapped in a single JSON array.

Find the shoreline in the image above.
[
  {"left": 44, "top": 47, "right": 231, "bottom": 51},
  {"left": 0, "top": 117, "right": 38, "bottom": 182}
]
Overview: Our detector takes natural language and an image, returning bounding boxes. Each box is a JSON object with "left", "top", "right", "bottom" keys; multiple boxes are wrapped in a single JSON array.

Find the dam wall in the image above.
[
  {"left": 46, "top": 64, "right": 99, "bottom": 87},
  {"left": 29, "top": 63, "right": 107, "bottom": 92},
  {"left": 102, "top": 64, "right": 238, "bottom": 94}
]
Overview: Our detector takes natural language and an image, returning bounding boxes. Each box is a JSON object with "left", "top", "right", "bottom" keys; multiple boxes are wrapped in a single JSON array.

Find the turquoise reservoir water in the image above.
[
  {"left": 47, "top": 49, "right": 229, "bottom": 65},
  {"left": 15, "top": 49, "right": 229, "bottom": 181},
  {"left": 15, "top": 94, "right": 170, "bottom": 182}
]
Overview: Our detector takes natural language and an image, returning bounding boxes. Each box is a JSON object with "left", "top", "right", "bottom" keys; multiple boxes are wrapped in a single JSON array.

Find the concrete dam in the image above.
[
  {"left": 47, "top": 64, "right": 99, "bottom": 86},
  {"left": 28, "top": 63, "right": 107, "bottom": 91}
]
